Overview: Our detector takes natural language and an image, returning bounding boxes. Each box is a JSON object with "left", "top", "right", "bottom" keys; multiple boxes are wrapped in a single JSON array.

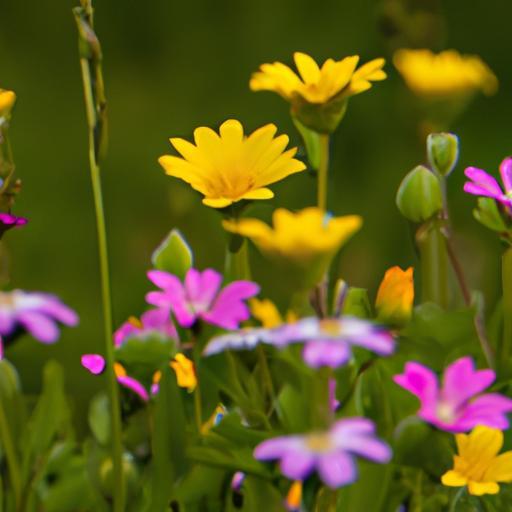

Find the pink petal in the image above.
[
  {"left": 393, "top": 362, "right": 439, "bottom": 410},
  {"left": 318, "top": 452, "right": 357, "bottom": 488},
  {"left": 0, "top": 310, "right": 15, "bottom": 335},
  {"left": 455, "top": 393, "right": 512, "bottom": 431},
  {"left": 464, "top": 167, "right": 503, "bottom": 197},
  {"left": 185, "top": 268, "right": 222, "bottom": 309},
  {"left": 35, "top": 295, "right": 79, "bottom": 326},
  {"left": 254, "top": 436, "right": 302, "bottom": 460},
  {"left": 114, "top": 321, "right": 138, "bottom": 347},
  {"left": 302, "top": 340, "right": 352, "bottom": 368},
  {"left": 17, "top": 311, "right": 60, "bottom": 343},
  {"left": 279, "top": 449, "right": 316, "bottom": 481},
  {"left": 81, "top": 354, "right": 105, "bottom": 375},
  {"left": 117, "top": 375, "right": 149, "bottom": 401},
  {"left": 500, "top": 157, "right": 512, "bottom": 193}
]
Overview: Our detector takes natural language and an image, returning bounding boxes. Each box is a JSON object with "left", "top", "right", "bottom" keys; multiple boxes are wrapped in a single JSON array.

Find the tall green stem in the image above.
[
  {"left": 73, "top": 3, "right": 125, "bottom": 509},
  {"left": 0, "top": 400, "right": 21, "bottom": 507},
  {"left": 317, "top": 134, "right": 330, "bottom": 211},
  {"left": 501, "top": 247, "right": 512, "bottom": 372}
]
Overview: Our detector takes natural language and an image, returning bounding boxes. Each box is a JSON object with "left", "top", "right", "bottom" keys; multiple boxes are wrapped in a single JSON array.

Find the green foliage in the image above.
[{"left": 151, "top": 228, "right": 193, "bottom": 279}]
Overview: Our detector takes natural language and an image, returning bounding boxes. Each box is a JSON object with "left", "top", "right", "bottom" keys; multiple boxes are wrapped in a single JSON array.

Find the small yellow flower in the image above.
[
  {"left": 375, "top": 266, "right": 414, "bottom": 326},
  {"left": 250, "top": 52, "right": 386, "bottom": 133},
  {"left": 250, "top": 298, "right": 296, "bottom": 328},
  {"left": 170, "top": 353, "right": 197, "bottom": 392},
  {"left": 224, "top": 207, "right": 362, "bottom": 288},
  {"left": 0, "top": 89, "right": 16, "bottom": 118},
  {"left": 159, "top": 119, "right": 306, "bottom": 208},
  {"left": 250, "top": 52, "right": 386, "bottom": 105},
  {"left": 441, "top": 426, "right": 512, "bottom": 496},
  {"left": 393, "top": 49, "right": 498, "bottom": 97},
  {"left": 285, "top": 481, "right": 302, "bottom": 510}
]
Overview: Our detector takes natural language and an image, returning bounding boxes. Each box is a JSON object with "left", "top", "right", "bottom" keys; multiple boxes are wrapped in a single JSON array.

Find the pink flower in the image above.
[
  {"left": 146, "top": 268, "right": 260, "bottom": 330},
  {"left": 393, "top": 356, "right": 512, "bottom": 433},
  {"left": 464, "top": 157, "right": 512, "bottom": 213},
  {"left": 0, "top": 213, "right": 27, "bottom": 236}
]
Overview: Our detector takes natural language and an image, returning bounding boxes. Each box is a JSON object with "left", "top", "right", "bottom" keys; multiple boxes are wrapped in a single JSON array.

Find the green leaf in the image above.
[
  {"left": 343, "top": 287, "right": 372, "bottom": 318},
  {"left": 151, "top": 228, "right": 193, "bottom": 279},
  {"left": 238, "top": 475, "right": 285, "bottom": 511},
  {"left": 0, "top": 359, "right": 25, "bottom": 450},
  {"left": 88, "top": 393, "right": 110, "bottom": 446},
  {"left": 473, "top": 197, "right": 508, "bottom": 233},
  {"left": 148, "top": 366, "right": 188, "bottom": 511}
]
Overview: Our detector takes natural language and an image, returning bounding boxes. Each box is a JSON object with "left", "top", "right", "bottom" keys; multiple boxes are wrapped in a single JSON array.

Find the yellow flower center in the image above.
[
  {"left": 319, "top": 319, "right": 342, "bottom": 336},
  {"left": 305, "top": 432, "right": 333, "bottom": 453}
]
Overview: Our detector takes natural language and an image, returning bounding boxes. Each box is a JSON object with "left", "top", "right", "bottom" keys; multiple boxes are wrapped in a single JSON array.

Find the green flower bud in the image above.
[
  {"left": 473, "top": 197, "right": 509, "bottom": 233},
  {"left": 396, "top": 165, "right": 443, "bottom": 223},
  {"left": 291, "top": 95, "right": 348, "bottom": 134},
  {"left": 427, "top": 132, "right": 459, "bottom": 177}
]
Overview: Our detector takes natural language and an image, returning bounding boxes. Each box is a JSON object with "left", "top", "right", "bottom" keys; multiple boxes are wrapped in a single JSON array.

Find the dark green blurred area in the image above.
[{"left": 1, "top": 0, "right": 510, "bottom": 431}]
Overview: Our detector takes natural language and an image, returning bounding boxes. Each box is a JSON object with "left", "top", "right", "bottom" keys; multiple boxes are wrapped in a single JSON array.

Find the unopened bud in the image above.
[{"left": 427, "top": 132, "right": 459, "bottom": 177}]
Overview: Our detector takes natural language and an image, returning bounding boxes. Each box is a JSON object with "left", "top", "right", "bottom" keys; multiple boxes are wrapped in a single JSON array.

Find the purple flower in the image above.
[
  {"left": 464, "top": 157, "right": 512, "bottom": 212},
  {"left": 203, "top": 316, "right": 395, "bottom": 369},
  {"left": 0, "top": 213, "right": 27, "bottom": 236},
  {"left": 0, "top": 290, "right": 78, "bottom": 343},
  {"left": 114, "top": 307, "right": 177, "bottom": 347},
  {"left": 146, "top": 268, "right": 260, "bottom": 330},
  {"left": 393, "top": 356, "right": 512, "bottom": 432},
  {"left": 254, "top": 418, "right": 391, "bottom": 488}
]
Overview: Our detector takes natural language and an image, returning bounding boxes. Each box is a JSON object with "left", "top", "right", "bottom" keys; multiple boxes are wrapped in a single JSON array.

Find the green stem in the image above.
[
  {"left": 194, "top": 383, "right": 202, "bottom": 434},
  {"left": 317, "top": 134, "right": 330, "bottom": 211},
  {"left": 0, "top": 400, "right": 21, "bottom": 508},
  {"left": 74, "top": 3, "right": 125, "bottom": 509},
  {"left": 448, "top": 486, "right": 466, "bottom": 512},
  {"left": 501, "top": 247, "right": 512, "bottom": 371},
  {"left": 312, "top": 367, "right": 333, "bottom": 429}
]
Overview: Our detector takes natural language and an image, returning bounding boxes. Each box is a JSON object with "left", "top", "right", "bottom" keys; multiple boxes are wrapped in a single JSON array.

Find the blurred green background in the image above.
[{"left": 1, "top": 0, "right": 510, "bottom": 431}]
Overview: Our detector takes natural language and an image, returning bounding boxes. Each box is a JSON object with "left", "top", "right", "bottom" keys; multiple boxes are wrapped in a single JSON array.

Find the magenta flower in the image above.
[
  {"left": 393, "top": 356, "right": 512, "bottom": 432},
  {"left": 254, "top": 418, "right": 391, "bottom": 488},
  {"left": 0, "top": 290, "right": 78, "bottom": 343},
  {"left": 146, "top": 268, "right": 260, "bottom": 330},
  {"left": 0, "top": 213, "right": 27, "bottom": 236},
  {"left": 114, "top": 307, "right": 177, "bottom": 347},
  {"left": 203, "top": 316, "right": 394, "bottom": 369},
  {"left": 464, "top": 157, "right": 512, "bottom": 212}
]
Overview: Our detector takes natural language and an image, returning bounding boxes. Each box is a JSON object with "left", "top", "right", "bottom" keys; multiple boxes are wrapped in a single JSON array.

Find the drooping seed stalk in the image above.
[
  {"left": 73, "top": 2, "right": 125, "bottom": 509},
  {"left": 317, "top": 134, "right": 330, "bottom": 211}
]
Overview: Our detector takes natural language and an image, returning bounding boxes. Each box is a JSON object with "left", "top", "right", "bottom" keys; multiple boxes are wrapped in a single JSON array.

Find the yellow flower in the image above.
[
  {"left": 159, "top": 119, "right": 306, "bottom": 208},
  {"left": 375, "top": 266, "right": 414, "bottom": 326},
  {"left": 170, "top": 353, "right": 197, "bottom": 392},
  {"left": 224, "top": 207, "right": 362, "bottom": 288},
  {"left": 393, "top": 49, "right": 498, "bottom": 97},
  {"left": 250, "top": 52, "right": 386, "bottom": 133},
  {"left": 0, "top": 89, "right": 16, "bottom": 118},
  {"left": 285, "top": 481, "right": 302, "bottom": 510},
  {"left": 441, "top": 426, "right": 512, "bottom": 496},
  {"left": 250, "top": 298, "right": 296, "bottom": 328},
  {"left": 250, "top": 52, "right": 386, "bottom": 105}
]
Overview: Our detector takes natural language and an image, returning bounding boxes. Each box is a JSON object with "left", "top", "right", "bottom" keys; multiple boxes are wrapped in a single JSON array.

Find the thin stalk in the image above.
[
  {"left": 0, "top": 400, "right": 21, "bottom": 508},
  {"left": 317, "top": 134, "right": 330, "bottom": 211},
  {"left": 312, "top": 367, "right": 333, "bottom": 429},
  {"left": 501, "top": 247, "right": 512, "bottom": 371},
  {"left": 194, "top": 383, "right": 202, "bottom": 434},
  {"left": 448, "top": 486, "right": 466, "bottom": 512},
  {"left": 74, "top": 3, "right": 125, "bottom": 509}
]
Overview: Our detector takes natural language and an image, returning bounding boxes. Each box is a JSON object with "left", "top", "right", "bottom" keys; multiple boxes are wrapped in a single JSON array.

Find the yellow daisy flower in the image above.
[
  {"left": 442, "top": 425, "right": 512, "bottom": 496},
  {"left": 0, "top": 89, "right": 16, "bottom": 118},
  {"left": 375, "top": 266, "right": 414, "bottom": 326},
  {"left": 393, "top": 49, "right": 498, "bottom": 98},
  {"left": 158, "top": 119, "right": 306, "bottom": 209},
  {"left": 224, "top": 207, "right": 362, "bottom": 287},
  {"left": 250, "top": 52, "right": 386, "bottom": 133}
]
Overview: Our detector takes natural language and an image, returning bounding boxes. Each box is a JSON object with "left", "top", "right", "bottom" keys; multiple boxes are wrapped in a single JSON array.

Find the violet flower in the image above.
[
  {"left": 146, "top": 268, "right": 260, "bottom": 330},
  {"left": 254, "top": 418, "right": 391, "bottom": 488},
  {"left": 393, "top": 356, "right": 512, "bottom": 432},
  {"left": 203, "top": 316, "right": 395, "bottom": 369},
  {"left": 0, "top": 290, "right": 78, "bottom": 343},
  {"left": 464, "top": 157, "right": 512, "bottom": 212},
  {"left": 0, "top": 213, "right": 27, "bottom": 236},
  {"left": 114, "top": 306, "right": 176, "bottom": 347}
]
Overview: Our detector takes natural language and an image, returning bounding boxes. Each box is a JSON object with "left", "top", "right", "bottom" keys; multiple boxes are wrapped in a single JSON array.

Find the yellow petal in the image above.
[
  {"left": 202, "top": 197, "right": 233, "bottom": 208},
  {"left": 294, "top": 52, "right": 321, "bottom": 84},
  {"left": 170, "top": 354, "right": 197, "bottom": 392},
  {"left": 250, "top": 299, "right": 284, "bottom": 328},
  {"left": 239, "top": 188, "right": 274, "bottom": 201},
  {"left": 0, "top": 89, "right": 16, "bottom": 117},
  {"left": 441, "top": 470, "right": 467, "bottom": 487},
  {"left": 467, "top": 481, "right": 499, "bottom": 496},
  {"left": 485, "top": 451, "right": 512, "bottom": 483}
]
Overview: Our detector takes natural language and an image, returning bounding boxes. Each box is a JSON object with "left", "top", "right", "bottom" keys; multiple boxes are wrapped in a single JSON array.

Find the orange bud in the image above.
[{"left": 375, "top": 266, "right": 414, "bottom": 326}]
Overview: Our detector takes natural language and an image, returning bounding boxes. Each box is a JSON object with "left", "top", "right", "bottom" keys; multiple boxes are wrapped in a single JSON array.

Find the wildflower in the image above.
[
  {"left": 250, "top": 52, "right": 386, "bottom": 132},
  {"left": 169, "top": 353, "right": 196, "bottom": 392},
  {"left": 146, "top": 267, "right": 259, "bottom": 330},
  {"left": 285, "top": 481, "right": 302, "bottom": 511},
  {"left": 0, "top": 290, "right": 78, "bottom": 343},
  {"left": 114, "top": 307, "right": 176, "bottom": 347},
  {"left": 0, "top": 89, "right": 16, "bottom": 119},
  {"left": 0, "top": 213, "right": 27, "bottom": 236},
  {"left": 442, "top": 426, "right": 512, "bottom": 495},
  {"left": 393, "top": 49, "right": 497, "bottom": 97},
  {"left": 375, "top": 266, "right": 414, "bottom": 326},
  {"left": 254, "top": 417, "right": 391, "bottom": 488},
  {"left": 464, "top": 157, "right": 512, "bottom": 213},
  {"left": 393, "top": 357, "right": 512, "bottom": 432},
  {"left": 204, "top": 316, "right": 395, "bottom": 369},
  {"left": 223, "top": 208, "right": 362, "bottom": 288},
  {"left": 158, "top": 119, "right": 305, "bottom": 208}
]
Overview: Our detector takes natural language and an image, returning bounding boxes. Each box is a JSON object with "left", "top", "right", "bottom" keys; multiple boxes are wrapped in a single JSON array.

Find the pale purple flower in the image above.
[
  {"left": 146, "top": 268, "right": 260, "bottom": 330},
  {"left": 464, "top": 157, "right": 512, "bottom": 213},
  {"left": 203, "top": 316, "right": 395, "bottom": 369},
  {"left": 393, "top": 356, "right": 512, "bottom": 433},
  {"left": 254, "top": 418, "right": 391, "bottom": 488},
  {"left": 0, "top": 213, "right": 27, "bottom": 236},
  {"left": 114, "top": 306, "right": 177, "bottom": 347},
  {"left": 81, "top": 354, "right": 149, "bottom": 402},
  {"left": 231, "top": 471, "right": 245, "bottom": 492},
  {"left": 0, "top": 290, "right": 78, "bottom": 343}
]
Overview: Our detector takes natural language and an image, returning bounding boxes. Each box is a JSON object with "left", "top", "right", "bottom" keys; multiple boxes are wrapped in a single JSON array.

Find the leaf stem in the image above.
[{"left": 317, "top": 134, "right": 330, "bottom": 211}]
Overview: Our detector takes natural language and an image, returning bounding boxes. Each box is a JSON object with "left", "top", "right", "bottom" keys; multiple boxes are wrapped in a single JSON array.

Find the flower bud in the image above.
[
  {"left": 0, "top": 90, "right": 16, "bottom": 119},
  {"left": 396, "top": 165, "right": 443, "bottom": 223},
  {"left": 427, "top": 133, "right": 459, "bottom": 177},
  {"left": 291, "top": 95, "right": 348, "bottom": 134},
  {"left": 375, "top": 266, "right": 414, "bottom": 327}
]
